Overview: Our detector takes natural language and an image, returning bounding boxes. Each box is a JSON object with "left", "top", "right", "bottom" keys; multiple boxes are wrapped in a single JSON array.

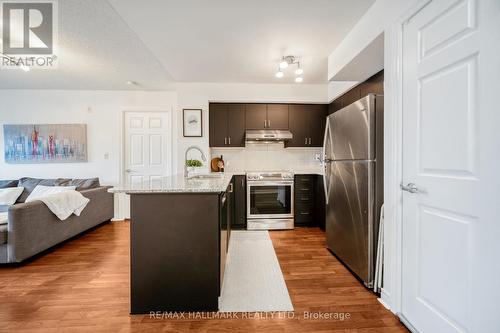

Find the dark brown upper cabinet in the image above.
[
  {"left": 287, "top": 104, "right": 327, "bottom": 147},
  {"left": 245, "top": 104, "right": 267, "bottom": 129},
  {"left": 266, "top": 104, "right": 289, "bottom": 129},
  {"left": 209, "top": 103, "right": 245, "bottom": 147},
  {"left": 245, "top": 104, "right": 289, "bottom": 130},
  {"left": 329, "top": 70, "right": 384, "bottom": 115},
  {"left": 209, "top": 103, "right": 227, "bottom": 147},
  {"left": 308, "top": 105, "right": 328, "bottom": 146}
]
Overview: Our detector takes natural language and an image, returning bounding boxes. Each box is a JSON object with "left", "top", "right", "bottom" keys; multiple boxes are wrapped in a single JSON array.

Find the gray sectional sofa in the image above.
[{"left": 0, "top": 177, "right": 114, "bottom": 263}]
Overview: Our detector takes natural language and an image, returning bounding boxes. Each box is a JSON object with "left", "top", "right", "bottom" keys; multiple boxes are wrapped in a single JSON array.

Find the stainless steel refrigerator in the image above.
[{"left": 322, "top": 94, "right": 384, "bottom": 288}]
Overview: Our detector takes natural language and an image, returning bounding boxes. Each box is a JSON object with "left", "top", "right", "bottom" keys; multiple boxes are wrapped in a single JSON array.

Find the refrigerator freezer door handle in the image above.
[{"left": 322, "top": 117, "right": 332, "bottom": 204}]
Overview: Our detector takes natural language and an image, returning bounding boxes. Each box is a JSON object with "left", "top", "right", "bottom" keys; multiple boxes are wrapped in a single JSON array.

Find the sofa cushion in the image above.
[
  {"left": 0, "top": 224, "right": 6, "bottom": 245},
  {"left": 0, "top": 180, "right": 18, "bottom": 188},
  {"left": 0, "top": 212, "right": 7, "bottom": 245},
  {"left": 56, "top": 178, "right": 100, "bottom": 190},
  {"left": 17, "top": 178, "right": 58, "bottom": 203}
]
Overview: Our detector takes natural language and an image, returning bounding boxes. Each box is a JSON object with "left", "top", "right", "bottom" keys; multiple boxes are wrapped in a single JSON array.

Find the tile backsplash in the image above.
[{"left": 210, "top": 142, "right": 322, "bottom": 172}]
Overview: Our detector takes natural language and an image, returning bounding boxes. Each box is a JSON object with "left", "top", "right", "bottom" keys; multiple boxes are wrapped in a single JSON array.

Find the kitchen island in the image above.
[{"left": 109, "top": 173, "right": 234, "bottom": 314}]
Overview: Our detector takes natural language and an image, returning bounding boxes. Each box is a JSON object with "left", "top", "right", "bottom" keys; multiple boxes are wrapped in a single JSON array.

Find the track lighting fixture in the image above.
[{"left": 274, "top": 55, "right": 304, "bottom": 82}]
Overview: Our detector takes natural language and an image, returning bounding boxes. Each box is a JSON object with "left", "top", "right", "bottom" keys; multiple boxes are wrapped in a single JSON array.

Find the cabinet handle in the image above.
[
  {"left": 224, "top": 137, "right": 227, "bottom": 145},
  {"left": 228, "top": 137, "right": 231, "bottom": 145},
  {"left": 305, "top": 137, "right": 307, "bottom": 145},
  {"left": 229, "top": 183, "right": 233, "bottom": 193},
  {"left": 264, "top": 120, "right": 267, "bottom": 128},
  {"left": 241, "top": 178, "right": 244, "bottom": 187},
  {"left": 300, "top": 212, "right": 310, "bottom": 215},
  {"left": 268, "top": 120, "right": 271, "bottom": 128},
  {"left": 308, "top": 138, "right": 311, "bottom": 145}
]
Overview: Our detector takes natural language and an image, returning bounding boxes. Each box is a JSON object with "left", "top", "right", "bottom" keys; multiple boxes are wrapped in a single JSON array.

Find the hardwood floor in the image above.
[{"left": 0, "top": 222, "right": 408, "bottom": 333}]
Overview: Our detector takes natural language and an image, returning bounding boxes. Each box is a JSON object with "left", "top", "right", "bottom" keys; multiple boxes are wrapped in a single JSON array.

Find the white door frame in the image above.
[
  {"left": 115, "top": 108, "right": 175, "bottom": 220},
  {"left": 382, "top": 0, "right": 432, "bottom": 319}
]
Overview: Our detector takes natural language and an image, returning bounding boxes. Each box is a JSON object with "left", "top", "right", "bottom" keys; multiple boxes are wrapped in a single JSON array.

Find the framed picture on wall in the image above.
[
  {"left": 3, "top": 124, "right": 88, "bottom": 164},
  {"left": 183, "top": 109, "right": 202, "bottom": 137}
]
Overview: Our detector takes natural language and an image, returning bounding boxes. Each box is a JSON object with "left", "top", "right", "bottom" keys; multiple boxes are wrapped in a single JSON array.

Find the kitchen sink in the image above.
[{"left": 187, "top": 173, "right": 225, "bottom": 180}]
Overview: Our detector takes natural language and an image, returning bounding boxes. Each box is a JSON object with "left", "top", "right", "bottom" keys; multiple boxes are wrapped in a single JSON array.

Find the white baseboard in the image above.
[{"left": 377, "top": 297, "right": 391, "bottom": 311}]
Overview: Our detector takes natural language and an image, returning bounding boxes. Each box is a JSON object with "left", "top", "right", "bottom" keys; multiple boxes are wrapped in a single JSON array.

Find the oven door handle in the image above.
[{"left": 247, "top": 181, "right": 294, "bottom": 187}]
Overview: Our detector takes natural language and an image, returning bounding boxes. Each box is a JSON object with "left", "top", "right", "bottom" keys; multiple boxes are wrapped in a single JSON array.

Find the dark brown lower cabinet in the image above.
[
  {"left": 315, "top": 176, "right": 326, "bottom": 231},
  {"left": 294, "top": 174, "right": 325, "bottom": 228},
  {"left": 232, "top": 175, "right": 246, "bottom": 229}
]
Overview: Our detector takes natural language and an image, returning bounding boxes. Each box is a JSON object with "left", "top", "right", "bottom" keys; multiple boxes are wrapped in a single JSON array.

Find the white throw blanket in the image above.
[
  {"left": 28, "top": 191, "right": 90, "bottom": 221},
  {"left": 0, "top": 212, "right": 7, "bottom": 224}
]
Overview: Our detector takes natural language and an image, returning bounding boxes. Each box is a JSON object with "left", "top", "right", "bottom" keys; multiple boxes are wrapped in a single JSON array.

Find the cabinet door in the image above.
[
  {"left": 209, "top": 103, "right": 228, "bottom": 147},
  {"left": 227, "top": 104, "right": 246, "bottom": 147},
  {"left": 287, "top": 104, "right": 309, "bottom": 147},
  {"left": 266, "top": 104, "right": 289, "bottom": 130},
  {"left": 294, "top": 175, "right": 316, "bottom": 226},
  {"left": 232, "top": 175, "right": 246, "bottom": 229},
  {"left": 308, "top": 104, "right": 328, "bottom": 147},
  {"left": 315, "top": 175, "right": 326, "bottom": 231},
  {"left": 341, "top": 86, "right": 361, "bottom": 107},
  {"left": 227, "top": 179, "right": 234, "bottom": 245},
  {"left": 329, "top": 99, "right": 342, "bottom": 114},
  {"left": 245, "top": 104, "right": 267, "bottom": 129},
  {"left": 360, "top": 70, "right": 384, "bottom": 97}
]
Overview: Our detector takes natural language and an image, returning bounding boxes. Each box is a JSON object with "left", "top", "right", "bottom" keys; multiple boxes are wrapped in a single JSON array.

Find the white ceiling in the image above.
[
  {"left": 110, "top": 0, "right": 375, "bottom": 84},
  {"left": 0, "top": 0, "right": 374, "bottom": 90},
  {"left": 0, "top": 0, "right": 174, "bottom": 90}
]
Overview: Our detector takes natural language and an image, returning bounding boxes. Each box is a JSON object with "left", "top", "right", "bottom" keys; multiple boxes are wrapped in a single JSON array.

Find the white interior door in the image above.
[
  {"left": 401, "top": 0, "right": 500, "bottom": 332},
  {"left": 124, "top": 112, "right": 171, "bottom": 190}
]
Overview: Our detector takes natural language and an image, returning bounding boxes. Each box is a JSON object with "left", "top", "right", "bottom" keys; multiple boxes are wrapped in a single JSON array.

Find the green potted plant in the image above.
[{"left": 185, "top": 159, "right": 204, "bottom": 175}]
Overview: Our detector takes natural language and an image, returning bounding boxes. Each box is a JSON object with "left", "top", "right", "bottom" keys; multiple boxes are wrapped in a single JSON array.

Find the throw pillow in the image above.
[
  {"left": 56, "top": 178, "right": 100, "bottom": 190},
  {"left": 0, "top": 180, "right": 19, "bottom": 188},
  {"left": 0, "top": 187, "right": 24, "bottom": 205}
]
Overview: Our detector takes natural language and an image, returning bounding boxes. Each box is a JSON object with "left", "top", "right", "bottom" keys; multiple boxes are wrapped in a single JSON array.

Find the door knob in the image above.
[{"left": 401, "top": 183, "right": 419, "bottom": 193}]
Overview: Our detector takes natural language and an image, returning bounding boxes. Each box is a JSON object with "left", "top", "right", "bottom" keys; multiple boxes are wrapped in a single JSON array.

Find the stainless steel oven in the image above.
[{"left": 246, "top": 172, "right": 294, "bottom": 230}]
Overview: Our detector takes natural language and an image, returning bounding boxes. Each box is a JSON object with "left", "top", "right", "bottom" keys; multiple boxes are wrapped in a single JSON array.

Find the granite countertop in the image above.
[
  {"left": 109, "top": 168, "right": 324, "bottom": 194},
  {"left": 109, "top": 173, "right": 234, "bottom": 194}
]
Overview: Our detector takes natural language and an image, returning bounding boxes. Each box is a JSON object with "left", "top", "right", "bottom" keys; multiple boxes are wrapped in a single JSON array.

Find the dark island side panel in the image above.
[{"left": 130, "top": 193, "right": 220, "bottom": 314}]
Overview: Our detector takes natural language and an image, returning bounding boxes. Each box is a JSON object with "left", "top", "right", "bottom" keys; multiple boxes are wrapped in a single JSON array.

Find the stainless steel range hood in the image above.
[{"left": 245, "top": 129, "right": 293, "bottom": 142}]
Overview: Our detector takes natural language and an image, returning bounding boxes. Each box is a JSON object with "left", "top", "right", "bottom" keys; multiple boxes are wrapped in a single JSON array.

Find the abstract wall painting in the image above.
[{"left": 3, "top": 124, "right": 87, "bottom": 164}]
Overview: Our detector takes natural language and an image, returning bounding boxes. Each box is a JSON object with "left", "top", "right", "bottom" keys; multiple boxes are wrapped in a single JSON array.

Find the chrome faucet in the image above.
[{"left": 184, "top": 146, "right": 207, "bottom": 177}]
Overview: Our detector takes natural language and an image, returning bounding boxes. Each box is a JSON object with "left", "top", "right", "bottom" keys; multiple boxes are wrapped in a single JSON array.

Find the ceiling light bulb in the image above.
[
  {"left": 295, "top": 76, "right": 303, "bottom": 83},
  {"left": 275, "top": 71, "right": 284, "bottom": 78},
  {"left": 20, "top": 65, "right": 30, "bottom": 72},
  {"left": 295, "top": 68, "right": 303, "bottom": 75},
  {"left": 279, "top": 61, "right": 289, "bottom": 69}
]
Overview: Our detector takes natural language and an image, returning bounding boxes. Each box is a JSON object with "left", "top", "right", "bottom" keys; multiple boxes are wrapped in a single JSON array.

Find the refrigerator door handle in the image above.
[{"left": 322, "top": 117, "right": 333, "bottom": 204}]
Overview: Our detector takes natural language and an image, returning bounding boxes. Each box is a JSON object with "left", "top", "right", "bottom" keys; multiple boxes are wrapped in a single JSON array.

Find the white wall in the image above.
[
  {"left": 0, "top": 84, "right": 328, "bottom": 218},
  {"left": 174, "top": 82, "right": 328, "bottom": 173},
  {"left": 0, "top": 89, "right": 177, "bottom": 183},
  {"left": 0, "top": 90, "right": 177, "bottom": 220},
  {"left": 327, "top": 0, "right": 412, "bottom": 81}
]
